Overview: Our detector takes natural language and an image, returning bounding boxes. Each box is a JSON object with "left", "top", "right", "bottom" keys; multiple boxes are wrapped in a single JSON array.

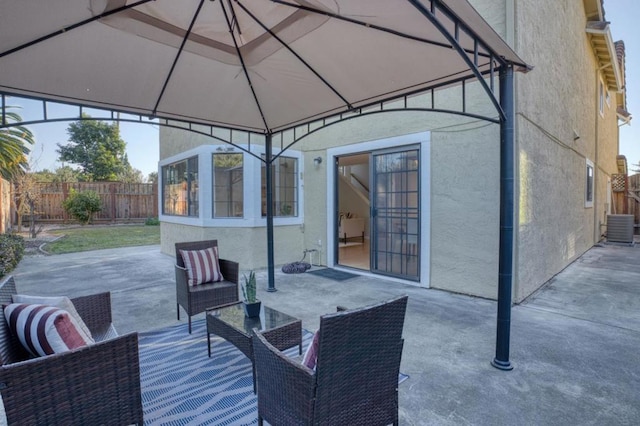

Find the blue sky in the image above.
[
  {"left": 9, "top": 1, "right": 640, "bottom": 176},
  {"left": 608, "top": 0, "right": 639, "bottom": 169},
  {"left": 13, "top": 98, "right": 160, "bottom": 177}
]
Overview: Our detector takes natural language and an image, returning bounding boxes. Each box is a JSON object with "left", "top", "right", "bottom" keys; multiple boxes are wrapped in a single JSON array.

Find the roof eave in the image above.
[
  {"left": 617, "top": 106, "right": 632, "bottom": 125},
  {"left": 585, "top": 22, "right": 623, "bottom": 91}
]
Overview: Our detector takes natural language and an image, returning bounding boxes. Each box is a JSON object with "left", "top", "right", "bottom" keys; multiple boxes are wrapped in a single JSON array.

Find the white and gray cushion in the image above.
[
  {"left": 3, "top": 303, "right": 94, "bottom": 357},
  {"left": 12, "top": 294, "right": 93, "bottom": 339}
]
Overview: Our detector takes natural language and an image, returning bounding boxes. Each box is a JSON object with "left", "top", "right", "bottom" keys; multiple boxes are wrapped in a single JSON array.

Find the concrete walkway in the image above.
[{"left": 12, "top": 242, "right": 640, "bottom": 425}]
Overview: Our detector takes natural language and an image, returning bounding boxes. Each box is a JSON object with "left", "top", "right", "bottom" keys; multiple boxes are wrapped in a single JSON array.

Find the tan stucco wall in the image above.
[
  {"left": 161, "top": 222, "right": 304, "bottom": 272},
  {"left": 160, "top": 125, "right": 263, "bottom": 160},
  {"left": 161, "top": 104, "right": 500, "bottom": 299},
  {"left": 158, "top": 0, "right": 622, "bottom": 303},
  {"left": 513, "top": 0, "right": 621, "bottom": 302},
  {"left": 430, "top": 123, "right": 500, "bottom": 299}
]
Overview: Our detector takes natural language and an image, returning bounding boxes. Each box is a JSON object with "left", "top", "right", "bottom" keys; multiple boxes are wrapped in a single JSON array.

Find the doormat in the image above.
[{"left": 306, "top": 268, "right": 359, "bottom": 281}]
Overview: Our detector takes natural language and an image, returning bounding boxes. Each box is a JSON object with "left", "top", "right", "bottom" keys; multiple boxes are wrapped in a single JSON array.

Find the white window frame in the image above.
[
  {"left": 159, "top": 144, "right": 304, "bottom": 227},
  {"left": 585, "top": 158, "right": 594, "bottom": 208},
  {"left": 260, "top": 154, "right": 300, "bottom": 219},
  {"left": 212, "top": 151, "right": 244, "bottom": 219},
  {"left": 161, "top": 156, "right": 199, "bottom": 218}
]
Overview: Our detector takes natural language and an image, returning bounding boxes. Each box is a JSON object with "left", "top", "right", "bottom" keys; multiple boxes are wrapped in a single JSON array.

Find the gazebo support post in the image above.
[
  {"left": 492, "top": 65, "right": 515, "bottom": 370},
  {"left": 265, "top": 132, "right": 277, "bottom": 292}
]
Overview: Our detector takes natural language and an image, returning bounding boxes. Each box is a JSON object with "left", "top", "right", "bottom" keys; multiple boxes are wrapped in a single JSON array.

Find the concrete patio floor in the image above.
[{"left": 12, "top": 241, "right": 640, "bottom": 425}]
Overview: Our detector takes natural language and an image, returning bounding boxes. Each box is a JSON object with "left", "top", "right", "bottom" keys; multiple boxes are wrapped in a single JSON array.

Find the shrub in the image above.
[
  {"left": 62, "top": 189, "right": 102, "bottom": 225},
  {"left": 145, "top": 216, "right": 160, "bottom": 226},
  {"left": 0, "top": 234, "right": 25, "bottom": 278}
]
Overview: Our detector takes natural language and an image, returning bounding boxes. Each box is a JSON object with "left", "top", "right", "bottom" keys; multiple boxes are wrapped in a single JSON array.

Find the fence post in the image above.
[
  {"left": 62, "top": 183, "right": 69, "bottom": 222},
  {"left": 110, "top": 183, "right": 117, "bottom": 222},
  {"left": 153, "top": 182, "right": 158, "bottom": 218}
]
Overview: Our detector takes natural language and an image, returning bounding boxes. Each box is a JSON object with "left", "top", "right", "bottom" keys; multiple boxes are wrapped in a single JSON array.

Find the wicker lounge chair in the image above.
[
  {"left": 175, "top": 240, "right": 240, "bottom": 333},
  {"left": 0, "top": 275, "right": 143, "bottom": 425},
  {"left": 253, "top": 294, "right": 408, "bottom": 426}
]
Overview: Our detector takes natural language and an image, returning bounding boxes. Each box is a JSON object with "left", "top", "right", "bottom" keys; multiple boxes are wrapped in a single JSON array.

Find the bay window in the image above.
[
  {"left": 261, "top": 156, "right": 298, "bottom": 217},
  {"left": 162, "top": 156, "right": 199, "bottom": 216},
  {"left": 160, "top": 146, "right": 302, "bottom": 225},
  {"left": 213, "top": 153, "right": 243, "bottom": 218}
]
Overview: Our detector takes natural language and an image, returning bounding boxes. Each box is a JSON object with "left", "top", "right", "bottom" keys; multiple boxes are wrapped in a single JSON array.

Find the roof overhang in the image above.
[
  {"left": 617, "top": 106, "right": 632, "bottom": 125},
  {"left": 582, "top": 0, "right": 604, "bottom": 21},
  {"left": 585, "top": 21, "right": 623, "bottom": 92}
]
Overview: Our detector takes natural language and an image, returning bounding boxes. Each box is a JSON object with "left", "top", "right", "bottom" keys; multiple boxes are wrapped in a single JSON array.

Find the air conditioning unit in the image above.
[{"left": 607, "top": 214, "right": 634, "bottom": 243}]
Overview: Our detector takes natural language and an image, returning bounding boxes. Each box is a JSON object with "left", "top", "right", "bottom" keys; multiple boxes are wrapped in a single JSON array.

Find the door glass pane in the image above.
[{"left": 371, "top": 148, "right": 419, "bottom": 280}]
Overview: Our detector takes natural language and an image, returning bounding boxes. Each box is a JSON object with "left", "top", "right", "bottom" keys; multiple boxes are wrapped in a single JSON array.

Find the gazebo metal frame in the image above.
[{"left": 0, "top": 0, "right": 529, "bottom": 370}]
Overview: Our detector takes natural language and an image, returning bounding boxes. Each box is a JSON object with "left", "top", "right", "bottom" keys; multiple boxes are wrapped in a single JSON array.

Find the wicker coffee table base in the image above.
[{"left": 207, "top": 304, "right": 302, "bottom": 393}]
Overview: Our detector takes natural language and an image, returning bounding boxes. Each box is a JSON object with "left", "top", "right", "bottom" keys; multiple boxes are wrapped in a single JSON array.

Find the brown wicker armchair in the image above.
[
  {"left": 175, "top": 240, "right": 240, "bottom": 333},
  {"left": 0, "top": 275, "right": 143, "bottom": 425},
  {"left": 253, "top": 295, "right": 408, "bottom": 426}
]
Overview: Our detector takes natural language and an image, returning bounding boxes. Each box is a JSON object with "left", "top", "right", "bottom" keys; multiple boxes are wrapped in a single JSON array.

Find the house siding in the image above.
[
  {"left": 513, "top": 0, "right": 621, "bottom": 302},
  {"left": 161, "top": 221, "right": 303, "bottom": 270}
]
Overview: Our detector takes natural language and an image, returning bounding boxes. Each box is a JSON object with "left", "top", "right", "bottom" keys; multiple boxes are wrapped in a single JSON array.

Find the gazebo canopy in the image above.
[
  {"left": 0, "top": 0, "right": 529, "bottom": 371},
  {"left": 1, "top": 0, "right": 526, "bottom": 133}
]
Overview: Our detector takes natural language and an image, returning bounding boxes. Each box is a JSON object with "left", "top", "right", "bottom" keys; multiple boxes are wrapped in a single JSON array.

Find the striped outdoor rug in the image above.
[
  {"left": 139, "top": 319, "right": 408, "bottom": 425},
  {"left": 139, "top": 319, "right": 310, "bottom": 425}
]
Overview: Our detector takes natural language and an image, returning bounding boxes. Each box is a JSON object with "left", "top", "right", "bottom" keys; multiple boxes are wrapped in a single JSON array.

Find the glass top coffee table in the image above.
[{"left": 206, "top": 301, "right": 302, "bottom": 392}]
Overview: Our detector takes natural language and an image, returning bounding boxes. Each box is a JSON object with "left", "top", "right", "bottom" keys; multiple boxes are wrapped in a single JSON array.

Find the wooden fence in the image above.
[
  {"left": 628, "top": 174, "right": 640, "bottom": 226},
  {"left": 31, "top": 182, "right": 158, "bottom": 223},
  {"left": 0, "top": 178, "right": 10, "bottom": 233},
  {"left": 611, "top": 174, "right": 640, "bottom": 231}
]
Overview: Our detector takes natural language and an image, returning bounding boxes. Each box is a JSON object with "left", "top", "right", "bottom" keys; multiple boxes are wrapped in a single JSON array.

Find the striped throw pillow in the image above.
[
  {"left": 179, "top": 246, "right": 224, "bottom": 286},
  {"left": 12, "top": 294, "right": 93, "bottom": 340},
  {"left": 302, "top": 331, "right": 319, "bottom": 370},
  {"left": 3, "top": 303, "right": 95, "bottom": 357}
]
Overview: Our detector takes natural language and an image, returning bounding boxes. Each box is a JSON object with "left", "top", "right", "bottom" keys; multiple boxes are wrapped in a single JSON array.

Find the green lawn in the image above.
[{"left": 44, "top": 225, "right": 160, "bottom": 254}]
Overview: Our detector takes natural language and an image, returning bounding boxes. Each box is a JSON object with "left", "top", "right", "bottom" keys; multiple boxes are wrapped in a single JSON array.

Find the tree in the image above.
[
  {"left": 117, "top": 166, "right": 145, "bottom": 183},
  {"left": 62, "top": 189, "right": 102, "bottom": 225},
  {"left": 147, "top": 171, "right": 158, "bottom": 184},
  {"left": 0, "top": 107, "right": 34, "bottom": 179},
  {"left": 53, "top": 165, "right": 81, "bottom": 183},
  {"left": 57, "top": 117, "right": 127, "bottom": 181},
  {"left": 30, "top": 169, "right": 55, "bottom": 182},
  {"left": 115, "top": 153, "right": 144, "bottom": 183},
  {"left": 31, "top": 166, "right": 81, "bottom": 183},
  {"left": 14, "top": 172, "right": 42, "bottom": 237}
]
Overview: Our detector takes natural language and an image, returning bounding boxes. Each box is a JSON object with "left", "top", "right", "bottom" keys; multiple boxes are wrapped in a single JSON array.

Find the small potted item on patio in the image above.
[{"left": 242, "top": 271, "right": 261, "bottom": 317}]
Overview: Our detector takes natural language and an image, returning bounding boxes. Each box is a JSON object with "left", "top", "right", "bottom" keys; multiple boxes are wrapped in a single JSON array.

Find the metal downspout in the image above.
[
  {"left": 593, "top": 62, "right": 613, "bottom": 240},
  {"left": 594, "top": 63, "right": 611, "bottom": 242},
  {"left": 266, "top": 133, "right": 277, "bottom": 292},
  {"left": 594, "top": 73, "right": 599, "bottom": 243},
  {"left": 492, "top": 65, "right": 515, "bottom": 370}
]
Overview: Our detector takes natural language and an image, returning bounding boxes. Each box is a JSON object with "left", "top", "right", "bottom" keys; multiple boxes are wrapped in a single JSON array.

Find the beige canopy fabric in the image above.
[
  {"left": 0, "top": 0, "right": 526, "bottom": 133},
  {"left": 1, "top": 0, "right": 527, "bottom": 368}
]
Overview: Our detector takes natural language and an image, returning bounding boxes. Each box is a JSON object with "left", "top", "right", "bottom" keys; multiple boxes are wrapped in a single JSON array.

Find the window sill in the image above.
[{"left": 160, "top": 214, "right": 303, "bottom": 228}]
